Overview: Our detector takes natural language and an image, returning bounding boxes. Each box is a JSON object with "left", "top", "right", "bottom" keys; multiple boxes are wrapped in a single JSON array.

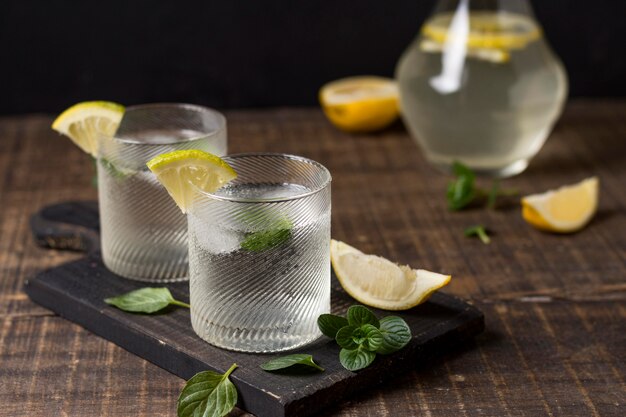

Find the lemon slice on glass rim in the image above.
[
  {"left": 521, "top": 177, "right": 599, "bottom": 233},
  {"left": 330, "top": 239, "right": 451, "bottom": 310},
  {"left": 51, "top": 101, "right": 125, "bottom": 156},
  {"left": 319, "top": 76, "right": 400, "bottom": 133},
  {"left": 147, "top": 150, "right": 237, "bottom": 213}
]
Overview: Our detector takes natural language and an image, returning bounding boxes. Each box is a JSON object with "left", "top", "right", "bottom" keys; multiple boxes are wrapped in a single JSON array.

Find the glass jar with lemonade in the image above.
[{"left": 396, "top": 0, "right": 567, "bottom": 177}]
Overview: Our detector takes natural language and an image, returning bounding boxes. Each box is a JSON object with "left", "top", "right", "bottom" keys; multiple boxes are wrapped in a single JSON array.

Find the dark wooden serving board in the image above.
[{"left": 25, "top": 202, "right": 484, "bottom": 417}]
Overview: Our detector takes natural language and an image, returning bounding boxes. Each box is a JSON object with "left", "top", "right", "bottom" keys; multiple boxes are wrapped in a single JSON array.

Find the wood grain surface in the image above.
[{"left": 1, "top": 101, "right": 625, "bottom": 416}]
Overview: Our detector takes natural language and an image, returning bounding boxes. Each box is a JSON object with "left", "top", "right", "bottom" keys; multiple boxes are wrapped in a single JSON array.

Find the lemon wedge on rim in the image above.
[
  {"left": 319, "top": 76, "right": 400, "bottom": 133},
  {"left": 331, "top": 239, "right": 451, "bottom": 310},
  {"left": 51, "top": 101, "right": 125, "bottom": 156},
  {"left": 147, "top": 150, "right": 237, "bottom": 213},
  {"left": 521, "top": 177, "right": 599, "bottom": 233}
]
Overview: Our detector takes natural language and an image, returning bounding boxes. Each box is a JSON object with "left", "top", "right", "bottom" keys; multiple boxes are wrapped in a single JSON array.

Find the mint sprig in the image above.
[
  {"left": 177, "top": 363, "right": 238, "bottom": 417},
  {"left": 318, "top": 305, "right": 412, "bottom": 371},
  {"left": 104, "top": 287, "right": 190, "bottom": 313},
  {"left": 447, "top": 161, "right": 518, "bottom": 211}
]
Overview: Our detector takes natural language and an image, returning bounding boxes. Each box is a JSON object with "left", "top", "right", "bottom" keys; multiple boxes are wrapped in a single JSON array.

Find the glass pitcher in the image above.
[{"left": 396, "top": 0, "right": 567, "bottom": 177}]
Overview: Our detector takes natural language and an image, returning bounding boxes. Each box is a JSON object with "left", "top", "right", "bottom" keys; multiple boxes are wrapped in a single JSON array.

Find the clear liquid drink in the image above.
[
  {"left": 98, "top": 104, "right": 227, "bottom": 282},
  {"left": 187, "top": 154, "right": 332, "bottom": 352},
  {"left": 396, "top": 0, "right": 567, "bottom": 177}
]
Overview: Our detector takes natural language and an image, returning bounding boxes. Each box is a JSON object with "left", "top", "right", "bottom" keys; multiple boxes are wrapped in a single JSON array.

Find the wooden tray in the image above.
[{"left": 25, "top": 201, "right": 484, "bottom": 417}]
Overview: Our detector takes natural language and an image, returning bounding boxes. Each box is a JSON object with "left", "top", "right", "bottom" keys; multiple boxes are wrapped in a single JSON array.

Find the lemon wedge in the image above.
[
  {"left": 521, "top": 177, "right": 599, "bottom": 233},
  {"left": 147, "top": 150, "right": 237, "bottom": 213},
  {"left": 319, "top": 76, "right": 400, "bottom": 133},
  {"left": 52, "top": 101, "right": 125, "bottom": 156},
  {"left": 330, "top": 239, "right": 451, "bottom": 310}
]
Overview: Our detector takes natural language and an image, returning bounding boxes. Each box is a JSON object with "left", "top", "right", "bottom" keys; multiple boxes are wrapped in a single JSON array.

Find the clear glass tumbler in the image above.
[
  {"left": 97, "top": 103, "right": 227, "bottom": 282},
  {"left": 187, "top": 153, "right": 332, "bottom": 352}
]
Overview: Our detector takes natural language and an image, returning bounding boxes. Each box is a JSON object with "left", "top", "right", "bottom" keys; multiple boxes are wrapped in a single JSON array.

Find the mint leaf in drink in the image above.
[
  {"left": 104, "top": 287, "right": 190, "bottom": 313},
  {"left": 177, "top": 363, "right": 238, "bottom": 417},
  {"left": 376, "top": 316, "right": 412, "bottom": 355},
  {"left": 447, "top": 161, "right": 477, "bottom": 211},
  {"left": 464, "top": 225, "right": 491, "bottom": 244},
  {"left": 260, "top": 354, "right": 324, "bottom": 373},
  {"left": 241, "top": 218, "right": 292, "bottom": 252},
  {"left": 339, "top": 347, "right": 376, "bottom": 371},
  {"left": 317, "top": 314, "right": 349, "bottom": 338},
  {"left": 347, "top": 305, "right": 380, "bottom": 327},
  {"left": 99, "top": 157, "right": 133, "bottom": 179}
]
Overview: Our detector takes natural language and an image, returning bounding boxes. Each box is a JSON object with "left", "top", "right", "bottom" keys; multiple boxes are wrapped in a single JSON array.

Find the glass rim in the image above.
[
  {"left": 197, "top": 152, "right": 332, "bottom": 204},
  {"left": 104, "top": 103, "right": 226, "bottom": 146}
]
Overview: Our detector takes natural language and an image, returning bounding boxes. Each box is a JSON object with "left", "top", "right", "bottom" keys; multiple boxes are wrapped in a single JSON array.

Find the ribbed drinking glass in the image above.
[
  {"left": 187, "top": 153, "right": 332, "bottom": 352},
  {"left": 98, "top": 103, "right": 227, "bottom": 282}
]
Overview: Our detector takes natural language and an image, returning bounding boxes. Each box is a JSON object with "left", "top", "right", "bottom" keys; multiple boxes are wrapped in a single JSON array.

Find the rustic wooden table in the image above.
[{"left": 1, "top": 101, "right": 625, "bottom": 416}]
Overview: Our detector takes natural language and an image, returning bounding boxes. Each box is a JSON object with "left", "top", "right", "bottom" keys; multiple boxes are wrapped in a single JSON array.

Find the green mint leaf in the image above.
[
  {"left": 177, "top": 363, "right": 238, "bottom": 417},
  {"left": 464, "top": 225, "right": 491, "bottom": 244},
  {"left": 487, "top": 179, "right": 500, "bottom": 210},
  {"left": 452, "top": 161, "right": 475, "bottom": 180},
  {"left": 376, "top": 316, "right": 412, "bottom": 355},
  {"left": 99, "top": 157, "right": 133, "bottom": 180},
  {"left": 335, "top": 325, "right": 359, "bottom": 350},
  {"left": 240, "top": 218, "right": 293, "bottom": 252},
  {"left": 447, "top": 161, "right": 476, "bottom": 211},
  {"left": 339, "top": 347, "right": 376, "bottom": 371},
  {"left": 357, "top": 324, "right": 384, "bottom": 351},
  {"left": 336, "top": 324, "right": 383, "bottom": 351},
  {"left": 104, "top": 287, "right": 190, "bottom": 313},
  {"left": 347, "top": 305, "right": 380, "bottom": 328},
  {"left": 317, "top": 314, "right": 349, "bottom": 338},
  {"left": 260, "top": 354, "right": 324, "bottom": 372}
]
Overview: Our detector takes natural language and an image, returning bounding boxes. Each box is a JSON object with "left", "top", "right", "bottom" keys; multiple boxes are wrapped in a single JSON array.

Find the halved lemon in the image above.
[
  {"left": 330, "top": 239, "right": 451, "bottom": 310},
  {"left": 521, "top": 177, "right": 599, "bottom": 233},
  {"left": 51, "top": 101, "right": 125, "bottom": 156},
  {"left": 319, "top": 76, "right": 400, "bottom": 133},
  {"left": 147, "top": 150, "right": 237, "bottom": 213}
]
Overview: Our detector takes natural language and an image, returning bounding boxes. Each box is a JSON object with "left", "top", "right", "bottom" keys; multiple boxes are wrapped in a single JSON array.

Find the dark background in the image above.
[{"left": 1, "top": 0, "right": 625, "bottom": 114}]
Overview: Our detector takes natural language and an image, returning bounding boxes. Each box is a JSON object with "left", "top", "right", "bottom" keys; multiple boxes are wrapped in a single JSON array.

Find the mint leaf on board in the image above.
[
  {"left": 339, "top": 347, "right": 376, "bottom": 371},
  {"left": 104, "top": 287, "right": 190, "bottom": 313},
  {"left": 347, "top": 305, "right": 380, "bottom": 328},
  {"left": 240, "top": 218, "right": 293, "bottom": 252},
  {"left": 177, "top": 363, "right": 238, "bottom": 417},
  {"left": 376, "top": 316, "right": 412, "bottom": 355},
  {"left": 317, "top": 314, "right": 349, "bottom": 338},
  {"left": 260, "top": 354, "right": 324, "bottom": 373},
  {"left": 464, "top": 225, "right": 491, "bottom": 245}
]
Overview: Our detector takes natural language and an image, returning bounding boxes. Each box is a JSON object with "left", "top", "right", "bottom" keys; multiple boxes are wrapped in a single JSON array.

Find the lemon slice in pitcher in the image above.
[
  {"left": 331, "top": 239, "right": 451, "bottom": 310},
  {"left": 147, "top": 150, "right": 237, "bottom": 213},
  {"left": 521, "top": 177, "right": 599, "bottom": 233},
  {"left": 52, "top": 101, "right": 125, "bottom": 156},
  {"left": 319, "top": 76, "right": 400, "bottom": 133}
]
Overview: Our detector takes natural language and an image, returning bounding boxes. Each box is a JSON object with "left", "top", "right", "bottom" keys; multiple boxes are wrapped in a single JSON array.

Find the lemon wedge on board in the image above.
[{"left": 331, "top": 239, "right": 451, "bottom": 310}]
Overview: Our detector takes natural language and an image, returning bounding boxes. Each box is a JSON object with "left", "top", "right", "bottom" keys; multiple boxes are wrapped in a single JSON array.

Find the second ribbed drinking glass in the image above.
[
  {"left": 188, "top": 153, "right": 332, "bottom": 352},
  {"left": 98, "top": 103, "right": 227, "bottom": 282}
]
